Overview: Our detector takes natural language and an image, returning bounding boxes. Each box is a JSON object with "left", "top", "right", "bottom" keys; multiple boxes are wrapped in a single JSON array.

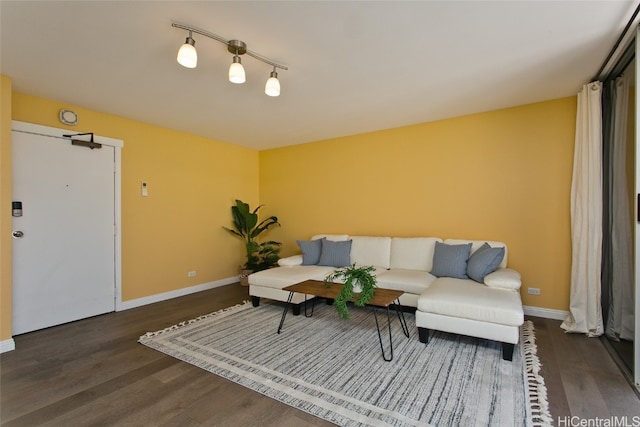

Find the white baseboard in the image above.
[
  {"left": 0, "top": 338, "right": 16, "bottom": 353},
  {"left": 116, "top": 276, "right": 239, "bottom": 311},
  {"left": 523, "top": 305, "right": 568, "bottom": 320}
]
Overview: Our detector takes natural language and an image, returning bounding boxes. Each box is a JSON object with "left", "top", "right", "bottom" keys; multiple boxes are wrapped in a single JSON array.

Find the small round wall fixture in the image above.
[{"left": 59, "top": 109, "right": 78, "bottom": 126}]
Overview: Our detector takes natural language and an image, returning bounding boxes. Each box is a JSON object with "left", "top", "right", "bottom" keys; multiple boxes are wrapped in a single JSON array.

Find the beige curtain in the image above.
[{"left": 561, "top": 81, "right": 604, "bottom": 337}]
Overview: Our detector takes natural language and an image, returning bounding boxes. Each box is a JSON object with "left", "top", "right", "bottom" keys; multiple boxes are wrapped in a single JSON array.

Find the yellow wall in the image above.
[
  {"left": 260, "top": 97, "right": 577, "bottom": 311},
  {"left": 0, "top": 78, "right": 579, "bottom": 343},
  {"left": 7, "top": 90, "right": 258, "bottom": 308},
  {"left": 1, "top": 76, "right": 13, "bottom": 342}
]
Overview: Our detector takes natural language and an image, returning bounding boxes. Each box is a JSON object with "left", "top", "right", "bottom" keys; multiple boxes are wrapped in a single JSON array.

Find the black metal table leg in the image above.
[
  {"left": 372, "top": 305, "right": 395, "bottom": 361},
  {"left": 394, "top": 298, "right": 410, "bottom": 338},
  {"left": 277, "top": 291, "right": 294, "bottom": 334},
  {"left": 304, "top": 294, "right": 316, "bottom": 317}
]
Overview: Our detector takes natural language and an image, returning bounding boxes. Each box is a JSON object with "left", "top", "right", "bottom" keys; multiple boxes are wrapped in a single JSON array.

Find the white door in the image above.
[{"left": 12, "top": 126, "right": 116, "bottom": 335}]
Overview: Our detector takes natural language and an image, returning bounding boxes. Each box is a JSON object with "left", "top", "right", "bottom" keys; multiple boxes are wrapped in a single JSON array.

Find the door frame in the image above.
[
  {"left": 11, "top": 120, "right": 123, "bottom": 312},
  {"left": 635, "top": 28, "right": 640, "bottom": 391}
]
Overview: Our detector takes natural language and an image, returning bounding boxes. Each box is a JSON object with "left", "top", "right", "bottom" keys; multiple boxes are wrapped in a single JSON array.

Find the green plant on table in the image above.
[
  {"left": 324, "top": 264, "right": 377, "bottom": 319},
  {"left": 222, "top": 199, "right": 281, "bottom": 272}
]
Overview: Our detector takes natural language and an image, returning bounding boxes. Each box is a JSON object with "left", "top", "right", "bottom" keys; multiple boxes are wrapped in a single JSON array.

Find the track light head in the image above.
[
  {"left": 227, "top": 40, "right": 247, "bottom": 84},
  {"left": 229, "top": 55, "right": 246, "bottom": 84},
  {"left": 265, "top": 69, "right": 280, "bottom": 97},
  {"left": 177, "top": 32, "right": 197, "bottom": 68}
]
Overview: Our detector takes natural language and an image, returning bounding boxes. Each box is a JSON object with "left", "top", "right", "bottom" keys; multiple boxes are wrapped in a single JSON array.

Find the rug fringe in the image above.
[
  {"left": 522, "top": 320, "right": 554, "bottom": 427},
  {"left": 138, "top": 300, "right": 252, "bottom": 341}
]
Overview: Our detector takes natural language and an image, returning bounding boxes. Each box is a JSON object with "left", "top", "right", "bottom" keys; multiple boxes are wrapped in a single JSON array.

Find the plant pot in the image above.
[
  {"left": 239, "top": 268, "right": 252, "bottom": 287},
  {"left": 352, "top": 280, "right": 363, "bottom": 293}
]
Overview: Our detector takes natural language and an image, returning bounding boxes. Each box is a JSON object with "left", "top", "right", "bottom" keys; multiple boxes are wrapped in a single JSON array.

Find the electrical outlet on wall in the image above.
[
  {"left": 527, "top": 287, "right": 541, "bottom": 295},
  {"left": 187, "top": 271, "right": 196, "bottom": 277}
]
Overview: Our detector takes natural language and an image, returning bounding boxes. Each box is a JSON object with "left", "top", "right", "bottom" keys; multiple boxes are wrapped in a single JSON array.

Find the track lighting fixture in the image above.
[{"left": 172, "top": 22, "right": 287, "bottom": 97}]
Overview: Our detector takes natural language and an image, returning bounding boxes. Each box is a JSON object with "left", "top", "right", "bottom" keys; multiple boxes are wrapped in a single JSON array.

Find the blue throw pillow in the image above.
[
  {"left": 318, "top": 239, "right": 352, "bottom": 267},
  {"left": 430, "top": 242, "right": 472, "bottom": 279},
  {"left": 467, "top": 242, "right": 505, "bottom": 283},
  {"left": 297, "top": 238, "right": 325, "bottom": 265}
]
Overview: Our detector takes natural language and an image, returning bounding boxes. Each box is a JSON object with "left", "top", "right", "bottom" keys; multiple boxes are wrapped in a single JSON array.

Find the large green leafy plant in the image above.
[
  {"left": 324, "top": 264, "right": 377, "bottom": 319},
  {"left": 223, "top": 199, "right": 281, "bottom": 272}
]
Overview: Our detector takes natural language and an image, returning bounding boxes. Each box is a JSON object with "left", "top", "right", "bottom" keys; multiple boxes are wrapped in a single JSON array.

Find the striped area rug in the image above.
[{"left": 139, "top": 301, "right": 551, "bottom": 427}]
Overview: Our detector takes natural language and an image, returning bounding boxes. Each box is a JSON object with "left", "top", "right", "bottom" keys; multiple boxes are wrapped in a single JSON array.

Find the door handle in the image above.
[{"left": 12, "top": 231, "right": 24, "bottom": 238}]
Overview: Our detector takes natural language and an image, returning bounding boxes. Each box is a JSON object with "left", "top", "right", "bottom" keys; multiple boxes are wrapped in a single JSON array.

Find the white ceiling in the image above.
[{"left": 1, "top": 1, "right": 637, "bottom": 150}]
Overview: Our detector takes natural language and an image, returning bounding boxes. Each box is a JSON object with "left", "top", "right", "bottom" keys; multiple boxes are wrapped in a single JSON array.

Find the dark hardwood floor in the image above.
[{"left": 1, "top": 283, "right": 638, "bottom": 426}]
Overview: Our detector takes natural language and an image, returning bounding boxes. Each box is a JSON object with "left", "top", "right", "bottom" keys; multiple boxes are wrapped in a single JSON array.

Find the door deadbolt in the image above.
[{"left": 12, "top": 231, "right": 24, "bottom": 238}]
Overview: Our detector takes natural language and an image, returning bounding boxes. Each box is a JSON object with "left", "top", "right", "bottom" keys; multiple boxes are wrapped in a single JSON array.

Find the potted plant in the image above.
[
  {"left": 324, "top": 264, "right": 377, "bottom": 319},
  {"left": 223, "top": 199, "right": 282, "bottom": 286}
]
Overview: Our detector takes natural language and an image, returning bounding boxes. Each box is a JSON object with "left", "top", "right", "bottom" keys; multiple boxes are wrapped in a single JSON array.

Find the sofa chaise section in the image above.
[{"left": 415, "top": 239, "right": 524, "bottom": 361}]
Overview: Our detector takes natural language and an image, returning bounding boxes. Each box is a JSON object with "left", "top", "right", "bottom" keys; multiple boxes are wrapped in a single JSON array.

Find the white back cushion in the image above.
[
  {"left": 350, "top": 236, "right": 391, "bottom": 269},
  {"left": 444, "top": 239, "right": 508, "bottom": 268},
  {"left": 390, "top": 237, "right": 442, "bottom": 271}
]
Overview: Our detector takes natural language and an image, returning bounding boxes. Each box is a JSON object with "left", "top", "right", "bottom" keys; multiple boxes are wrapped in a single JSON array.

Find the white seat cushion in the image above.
[
  {"left": 377, "top": 269, "right": 437, "bottom": 295},
  {"left": 390, "top": 237, "right": 441, "bottom": 271},
  {"left": 325, "top": 266, "right": 388, "bottom": 283},
  {"left": 248, "top": 265, "right": 335, "bottom": 289},
  {"left": 418, "top": 278, "right": 523, "bottom": 326}
]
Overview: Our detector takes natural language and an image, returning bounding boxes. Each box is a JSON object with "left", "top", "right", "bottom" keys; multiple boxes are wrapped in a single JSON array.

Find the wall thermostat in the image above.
[{"left": 59, "top": 109, "right": 78, "bottom": 126}]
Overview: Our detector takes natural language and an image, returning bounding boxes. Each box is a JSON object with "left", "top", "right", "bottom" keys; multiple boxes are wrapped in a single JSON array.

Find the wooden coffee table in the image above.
[{"left": 276, "top": 280, "right": 410, "bottom": 361}]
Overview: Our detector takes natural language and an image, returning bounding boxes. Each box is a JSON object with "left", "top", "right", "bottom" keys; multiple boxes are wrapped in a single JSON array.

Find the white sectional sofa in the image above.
[{"left": 248, "top": 234, "right": 524, "bottom": 360}]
